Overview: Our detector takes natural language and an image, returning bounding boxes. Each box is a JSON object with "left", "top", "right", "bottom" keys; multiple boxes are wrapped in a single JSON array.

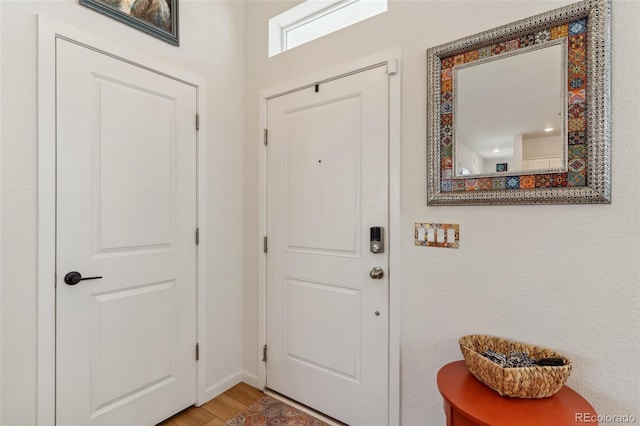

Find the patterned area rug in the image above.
[{"left": 225, "top": 395, "right": 330, "bottom": 426}]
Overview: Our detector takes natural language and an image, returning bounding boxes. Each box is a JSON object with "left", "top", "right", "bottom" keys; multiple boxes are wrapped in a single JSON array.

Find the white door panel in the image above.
[
  {"left": 266, "top": 66, "right": 389, "bottom": 425},
  {"left": 285, "top": 94, "right": 361, "bottom": 255},
  {"left": 284, "top": 278, "right": 361, "bottom": 380},
  {"left": 56, "top": 39, "right": 197, "bottom": 426},
  {"left": 96, "top": 78, "right": 175, "bottom": 251}
]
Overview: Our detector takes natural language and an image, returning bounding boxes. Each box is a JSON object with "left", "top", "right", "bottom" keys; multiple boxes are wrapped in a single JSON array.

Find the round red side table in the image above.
[{"left": 437, "top": 361, "right": 597, "bottom": 425}]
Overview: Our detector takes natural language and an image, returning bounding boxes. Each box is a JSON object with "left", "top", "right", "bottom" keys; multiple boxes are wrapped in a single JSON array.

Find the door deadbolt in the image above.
[
  {"left": 369, "top": 267, "right": 384, "bottom": 279},
  {"left": 370, "top": 227, "right": 384, "bottom": 253}
]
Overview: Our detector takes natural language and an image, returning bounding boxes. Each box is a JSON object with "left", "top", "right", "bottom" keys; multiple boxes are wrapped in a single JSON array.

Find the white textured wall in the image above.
[
  {"left": 0, "top": 1, "right": 3, "bottom": 422},
  {"left": 243, "top": 0, "right": 640, "bottom": 424},
  {"left": 0, "top": 1, "right": 245, "bottom": 424}
]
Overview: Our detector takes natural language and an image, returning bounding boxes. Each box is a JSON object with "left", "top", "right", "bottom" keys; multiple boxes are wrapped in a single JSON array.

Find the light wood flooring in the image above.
[{"left": 158, "top": 382, "right": 264, "bottom": 426}]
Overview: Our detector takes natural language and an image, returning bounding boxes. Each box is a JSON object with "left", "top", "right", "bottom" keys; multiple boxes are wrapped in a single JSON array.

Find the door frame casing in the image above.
[
  {"left": 257, "top": 49, "right": 402, "bottom": 425},
  {"left": 37, "top": 16, "right": 209, "bottom": 425}
]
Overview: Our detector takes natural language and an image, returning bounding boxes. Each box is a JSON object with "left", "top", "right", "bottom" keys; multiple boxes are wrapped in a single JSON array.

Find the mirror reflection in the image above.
[{"left": 454, "top": 41, "right": 566, "bottom": 176}]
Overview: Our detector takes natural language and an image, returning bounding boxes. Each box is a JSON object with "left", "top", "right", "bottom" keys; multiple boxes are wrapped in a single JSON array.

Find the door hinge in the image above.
[
  {"left": 262, "top": 344, "right": 268, "bottom": 362},
  {"left": 196, "top": 343, "right": 200, "bottom": 361},
  {"left": 263, "top": 236, "right": 268, "bottom": 253},
  {"left": 263, "top": 128, "right": 268, "bottom": 145},
  {"left": 196, "top": 114, "right": 200, "bottom": 131},
  {"left": 196, "top": 227, "right": 200, "bottom": 245}
]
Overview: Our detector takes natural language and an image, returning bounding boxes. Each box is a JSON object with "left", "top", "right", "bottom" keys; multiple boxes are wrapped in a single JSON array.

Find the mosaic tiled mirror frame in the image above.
[{"left": 426, "top": 0, "right": 611, "bottom": 206}]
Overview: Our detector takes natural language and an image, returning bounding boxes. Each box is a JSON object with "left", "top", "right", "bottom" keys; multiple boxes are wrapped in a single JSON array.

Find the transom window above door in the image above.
[{"left": 268, "top": 0, "right": 388, "bottom": 57}]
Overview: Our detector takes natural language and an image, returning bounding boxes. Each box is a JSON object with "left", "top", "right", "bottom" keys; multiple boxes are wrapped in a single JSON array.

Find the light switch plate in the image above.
[{"left": 415, "top": 223, "right": 459, "bottom": 248}]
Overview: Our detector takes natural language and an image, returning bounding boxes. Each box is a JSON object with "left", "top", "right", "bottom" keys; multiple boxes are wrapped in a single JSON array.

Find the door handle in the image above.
[
  {"left": 64, "top": 271, "right": 103, "bottom": 286},
  {"left": 369, "top": 267, "right": 384, "bottom": 279}
]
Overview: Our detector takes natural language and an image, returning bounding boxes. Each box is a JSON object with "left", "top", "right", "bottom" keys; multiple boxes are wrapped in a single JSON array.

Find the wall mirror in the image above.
[{"left": 426, "top": 0, "right": 611, "bottom": 205}]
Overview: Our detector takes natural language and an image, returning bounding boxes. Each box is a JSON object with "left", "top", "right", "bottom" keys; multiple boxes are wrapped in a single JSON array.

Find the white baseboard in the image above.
[
  {"left": 241, "top": 370, "right": 260, "bottom": 389},
  {"left": 200, "top": 370, "right": 262, "bottom": 406},
  {"left": 203, "top": 371, "right": 244, "bottom": 403}
]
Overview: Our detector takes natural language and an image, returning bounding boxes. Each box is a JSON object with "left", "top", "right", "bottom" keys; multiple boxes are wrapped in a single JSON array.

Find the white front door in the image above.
[
  {"left": 55, "top": 39, "right": 198, "bottom": 425},
  {"left": 266, "top": 65, "right": 389, "bottom": 425}
]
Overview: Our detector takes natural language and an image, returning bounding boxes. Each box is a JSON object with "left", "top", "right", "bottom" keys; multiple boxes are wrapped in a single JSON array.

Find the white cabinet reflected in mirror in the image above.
[{"left": 455, "top": 41, "right": 567, "bottom": 177}]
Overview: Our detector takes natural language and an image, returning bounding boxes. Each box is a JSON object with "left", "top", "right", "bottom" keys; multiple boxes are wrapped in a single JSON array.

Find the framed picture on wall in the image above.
[
  {"left": 496, "top": 163, "right": 508, "bottom": 172},
  {"left": 80, "top": 0, "right": 179, "bottom": 46}
]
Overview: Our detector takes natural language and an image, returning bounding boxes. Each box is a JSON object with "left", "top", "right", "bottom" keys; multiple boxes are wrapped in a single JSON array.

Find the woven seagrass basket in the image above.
[{"left": 459, "top": 334, "right": 572, "bottom": 398}]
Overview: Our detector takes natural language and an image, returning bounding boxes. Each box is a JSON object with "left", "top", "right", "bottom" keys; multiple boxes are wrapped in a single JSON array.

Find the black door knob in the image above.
[{"left": 64, "top": 271, "right": 103, "bottom": 285}]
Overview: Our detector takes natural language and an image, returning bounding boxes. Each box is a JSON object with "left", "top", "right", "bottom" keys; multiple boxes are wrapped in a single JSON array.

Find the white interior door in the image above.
[
  {"left": 56, "top": 39, "right": 198, "bottom": 426},
  {"left": 266, "top": 65, "right": 389, "bottom": 425}
]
